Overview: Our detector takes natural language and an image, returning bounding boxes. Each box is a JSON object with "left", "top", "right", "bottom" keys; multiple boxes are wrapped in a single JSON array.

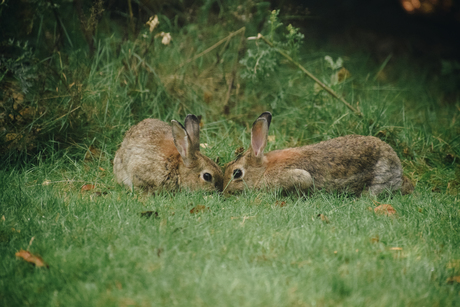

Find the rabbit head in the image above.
[
  {"left": 223, "top": 112, "right": 272, "bottom": 195},
  {"left": 173, "top": 115, "right": 223, "bottom": 192}
]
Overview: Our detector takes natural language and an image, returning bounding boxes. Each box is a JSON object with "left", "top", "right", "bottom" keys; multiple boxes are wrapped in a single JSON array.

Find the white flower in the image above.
[
  {"left": 161, "top": 32, "right": 172, "bottom": 45},
  {"left": 146, "top": 15, "right": 159, "bottom": 33}
]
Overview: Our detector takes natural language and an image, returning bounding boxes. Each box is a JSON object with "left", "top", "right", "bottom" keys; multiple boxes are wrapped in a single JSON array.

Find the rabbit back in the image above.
[
  {"left": 113, "top": 119, "right": 180, "bottom": 192},
  {"left": 264, "top": 135, "right": 403, "bottom": 195}
]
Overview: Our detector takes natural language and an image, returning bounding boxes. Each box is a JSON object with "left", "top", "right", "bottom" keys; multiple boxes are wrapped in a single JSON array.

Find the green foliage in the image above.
[
  {"left": 240, "top": 10, "right": 304, "bottom": 83},
  {"left": 0, "top": 40, "right": 37, "bottom": 94}
]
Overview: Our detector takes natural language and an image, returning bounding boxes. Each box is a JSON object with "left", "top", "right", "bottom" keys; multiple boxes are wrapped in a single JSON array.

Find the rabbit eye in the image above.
[
  {"left": 203, "top": 173, "right": 212, "bottom": 182},
  {"left": 233, "top": 169, "right": 243, "bottom": 179}
]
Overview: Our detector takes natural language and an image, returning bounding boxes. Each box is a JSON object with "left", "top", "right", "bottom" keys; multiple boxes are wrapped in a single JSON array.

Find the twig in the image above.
[
  {"left": 127, "top": 0, "right": 135, "bottom": 34},
  {"left": 177, "top": 27, "right": 246, "bottom": 69},
  {"left": 223, "top": 73, "right": 235, "bottom": 115},
  {"left": 27, "top": 237, "right": 35, "bottom": 251},
  {"left": 223, "top": 28, "right": 246, "bottom": 114},
  {"left": 26, "top": 179, "right": 87, "bottom": 187},
  {"left": 256, "top": 33, "right": 362, "bottom": 117}
]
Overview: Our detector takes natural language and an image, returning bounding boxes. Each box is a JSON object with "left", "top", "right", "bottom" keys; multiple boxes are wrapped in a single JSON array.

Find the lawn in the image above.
[{"left": 1, "top": 2, "right": 459, "bottom": 306}]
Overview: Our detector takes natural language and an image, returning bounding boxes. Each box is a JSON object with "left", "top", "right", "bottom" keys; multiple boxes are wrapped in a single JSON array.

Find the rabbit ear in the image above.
[
  {"left": 171, "top": 120, "right": 196, "bottom": 167},
  {"left": 251, "top": 112, "right": 272, "bottom": 159},
  {"left": 184, "top": 114, "right": 201, "bottom": 152}
]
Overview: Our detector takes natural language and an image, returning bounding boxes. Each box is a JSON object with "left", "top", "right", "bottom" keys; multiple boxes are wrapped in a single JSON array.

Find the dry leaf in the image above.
[
  {"left": 203, "top": 91, "right": 213, "bottom": 104},
  {"left": 292, "top": 260, "right": 311, "bottom": 268},
  {"left": 190, "top": 205, "right": 209, "bottom": 214},
  {"left": 317, "top": 214, "right": 329, "bottom": 223},
  {"left": 81, "top": 184, "right": 95, "bottom": 192},
  {"left": 1, "top": 215, "right": 5, "bottom": 222},
  {"left": 157, "top": 248, "right": 163, "bottom": 257},
  {"left": 447, "top": 260, "right": 460, "bottom": 269},
  {"left": 370, "top": 236, "right": 380, "bottom": 243},
  {"left": 15, "top": 249, "right": 48, "bottom": 268},
  {"left": 446, "top": 276, "right": 460, "bottom": 284},
  {"left": 234, "top": 147, "right": 245, "bottom": 156},
  {"left": 275, "top": 201, "right": 287, "bottom": 207},
  {"left": 374, "top": 204, "right": 396, "bottom": 216},
  {"left": 267, "top": 135, "right": 276, "bottom": 142},
  {"left": 99, "top": 167, "right": 105, "bottom": 171},
  {"left": 389, "top": 247, "right": 403, "bottom": 251},
  {"left": 120, "top": 298, "right": 137, "bottom": 307},
  {"left": 140, "top": 211, "right": 159, "bottom": 219},
  {"left": 200, "top": 143, "right": 210, "bottom": 149},
  {"left": 337, "top": 67, "right": 351, "bottom": 82},
  {"left": 84, "top": 146, "right": 102, "bottom": 161},
  {"left": 42, "top": 180, "right": 51, "bottom": 186}
]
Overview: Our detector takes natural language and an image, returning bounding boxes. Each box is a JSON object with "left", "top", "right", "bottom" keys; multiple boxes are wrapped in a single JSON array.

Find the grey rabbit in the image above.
[
  {"left": 223, "top": 112, "right": 413, "bottom": 196},
  {"left": 114, "top": 114, "right": 223, "bottom": 193}
]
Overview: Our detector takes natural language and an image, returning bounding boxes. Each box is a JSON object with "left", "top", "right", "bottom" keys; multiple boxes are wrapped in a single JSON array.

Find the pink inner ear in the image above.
[
  {"left": 176, "top": 135, "right": 188, "bottom": 158},
  {"left": 252, "top": 123, "right": 266, "bottom": 157}
]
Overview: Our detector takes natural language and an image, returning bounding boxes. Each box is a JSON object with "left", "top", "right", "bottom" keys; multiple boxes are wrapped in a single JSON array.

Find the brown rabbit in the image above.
[
  {"left": 113, "top": 115, "right": 223, "bottom": 193},
  {"left": 223, "top": 112, "right": 413, "bottom": 196}
]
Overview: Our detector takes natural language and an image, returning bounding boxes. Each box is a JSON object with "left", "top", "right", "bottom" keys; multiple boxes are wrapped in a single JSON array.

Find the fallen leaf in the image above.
[
  {"left": 200, "top": 143, "right": 210, "bottom": 149},
  {"left": 5, "top": 133, "right": 22, "bottom": 142},
  {"left": 446, "top": 276, "right": 460, "bottom": 284},
  {"left": 15, "top": 249, "right": 48, "bottom": 268},
  {"left": 337, "top": 67, "right": 351, "bottom": 82},
  {"left": 275, "top": 201, "right": 287, "bottom": 207},
  {"left": 84, "top": 146, "right": 102, "bottom": 161},
  {"left": 119, "top": 298, "right": 137, "bottom": 307},
  {"left": 234, "top": 147, "right": 245, "bottom": 157},
  {"left": 157, "top": 248, "right": 163, "bottom": 257},
  {"left": 291, "top": 260, "right": 311, "bottom": 268},
  {"left": 374, "top": 204, "right": 396, "bottom": 216},
  {"left": 203, "top": 91, "right": 213, "bottom": 104},
  {"left": 267, "top": 135, "right": 276, "bottom": 142},
  {"left": 370, "top": 236, "right": 380, "bottom": 243},
  {"left": 447, "top": 260, "right": 460, "bottom": 269},
  {"left": 99, "top": 167, "right": 105, "bottom": 171},
  {"left": 141, "top": 211, "right": 159, "bottom": 219},
  {"left": 190, "top": 205, "right": 209, "bottom": 214},
  {"left": 81, "top": 184, "right": 95, "bottom": 192},
  {"left": 42, "top": 180, "right": 51, "bottom": 186},
  {"left": 1, "top": 215, "right": 5, "bottom": 222},
  {"left": 317, "top": 214, "right": 329, "bottom": 223},
  {"left": 389, "top": 247, "right": 403, "bottom": 251}
]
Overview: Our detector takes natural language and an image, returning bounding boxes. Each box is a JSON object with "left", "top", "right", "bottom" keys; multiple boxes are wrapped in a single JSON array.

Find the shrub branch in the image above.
[{"left": 256, "top": 33, "right": 363, "bottom": 117}]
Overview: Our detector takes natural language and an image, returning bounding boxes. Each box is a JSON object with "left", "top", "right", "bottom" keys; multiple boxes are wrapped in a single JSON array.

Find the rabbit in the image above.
[
  {"left": 113, "top": 114, "right": 223, "bottom": 193},
  {"left": 223, "top": 112, "right": 414, "bottom": 196}
]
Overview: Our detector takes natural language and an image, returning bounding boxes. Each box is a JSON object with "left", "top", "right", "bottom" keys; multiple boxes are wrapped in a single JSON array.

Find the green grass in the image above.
[
  {"left": 1, "top": 171, "right": 459, "bottom": 306},
  {"left": 1, "top": 3, "right": 460, "bottom": 306}
]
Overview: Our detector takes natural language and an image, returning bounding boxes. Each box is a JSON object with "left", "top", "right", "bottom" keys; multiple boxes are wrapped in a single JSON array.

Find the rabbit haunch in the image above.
[
  {"left": 223, "top": 112, "right": 413, "bottom": 196},
  {"left": 113, "top": 116, "right": 223, "bottom": 193}
]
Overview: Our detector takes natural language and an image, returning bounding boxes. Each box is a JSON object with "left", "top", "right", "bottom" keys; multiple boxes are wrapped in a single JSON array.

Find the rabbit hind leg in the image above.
[{"left": 368, "top": 158, "right": 403, "bottom": 195}]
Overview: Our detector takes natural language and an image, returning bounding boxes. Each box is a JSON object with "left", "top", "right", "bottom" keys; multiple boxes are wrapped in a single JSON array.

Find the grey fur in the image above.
[
  {"left": 114, "top": 115, "right": 223, "bottom": 193},
  {"left": 223, "top": 112, "right": 413, "bottom": 196}
]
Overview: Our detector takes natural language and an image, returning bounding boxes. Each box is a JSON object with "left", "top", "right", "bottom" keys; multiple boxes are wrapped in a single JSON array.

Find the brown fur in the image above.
[
  {"left": 223, "top": 112, "right": 413, "bottom": 196},
  {"left": 114, "top": 116, "right": 223, "bottom": 193}
]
